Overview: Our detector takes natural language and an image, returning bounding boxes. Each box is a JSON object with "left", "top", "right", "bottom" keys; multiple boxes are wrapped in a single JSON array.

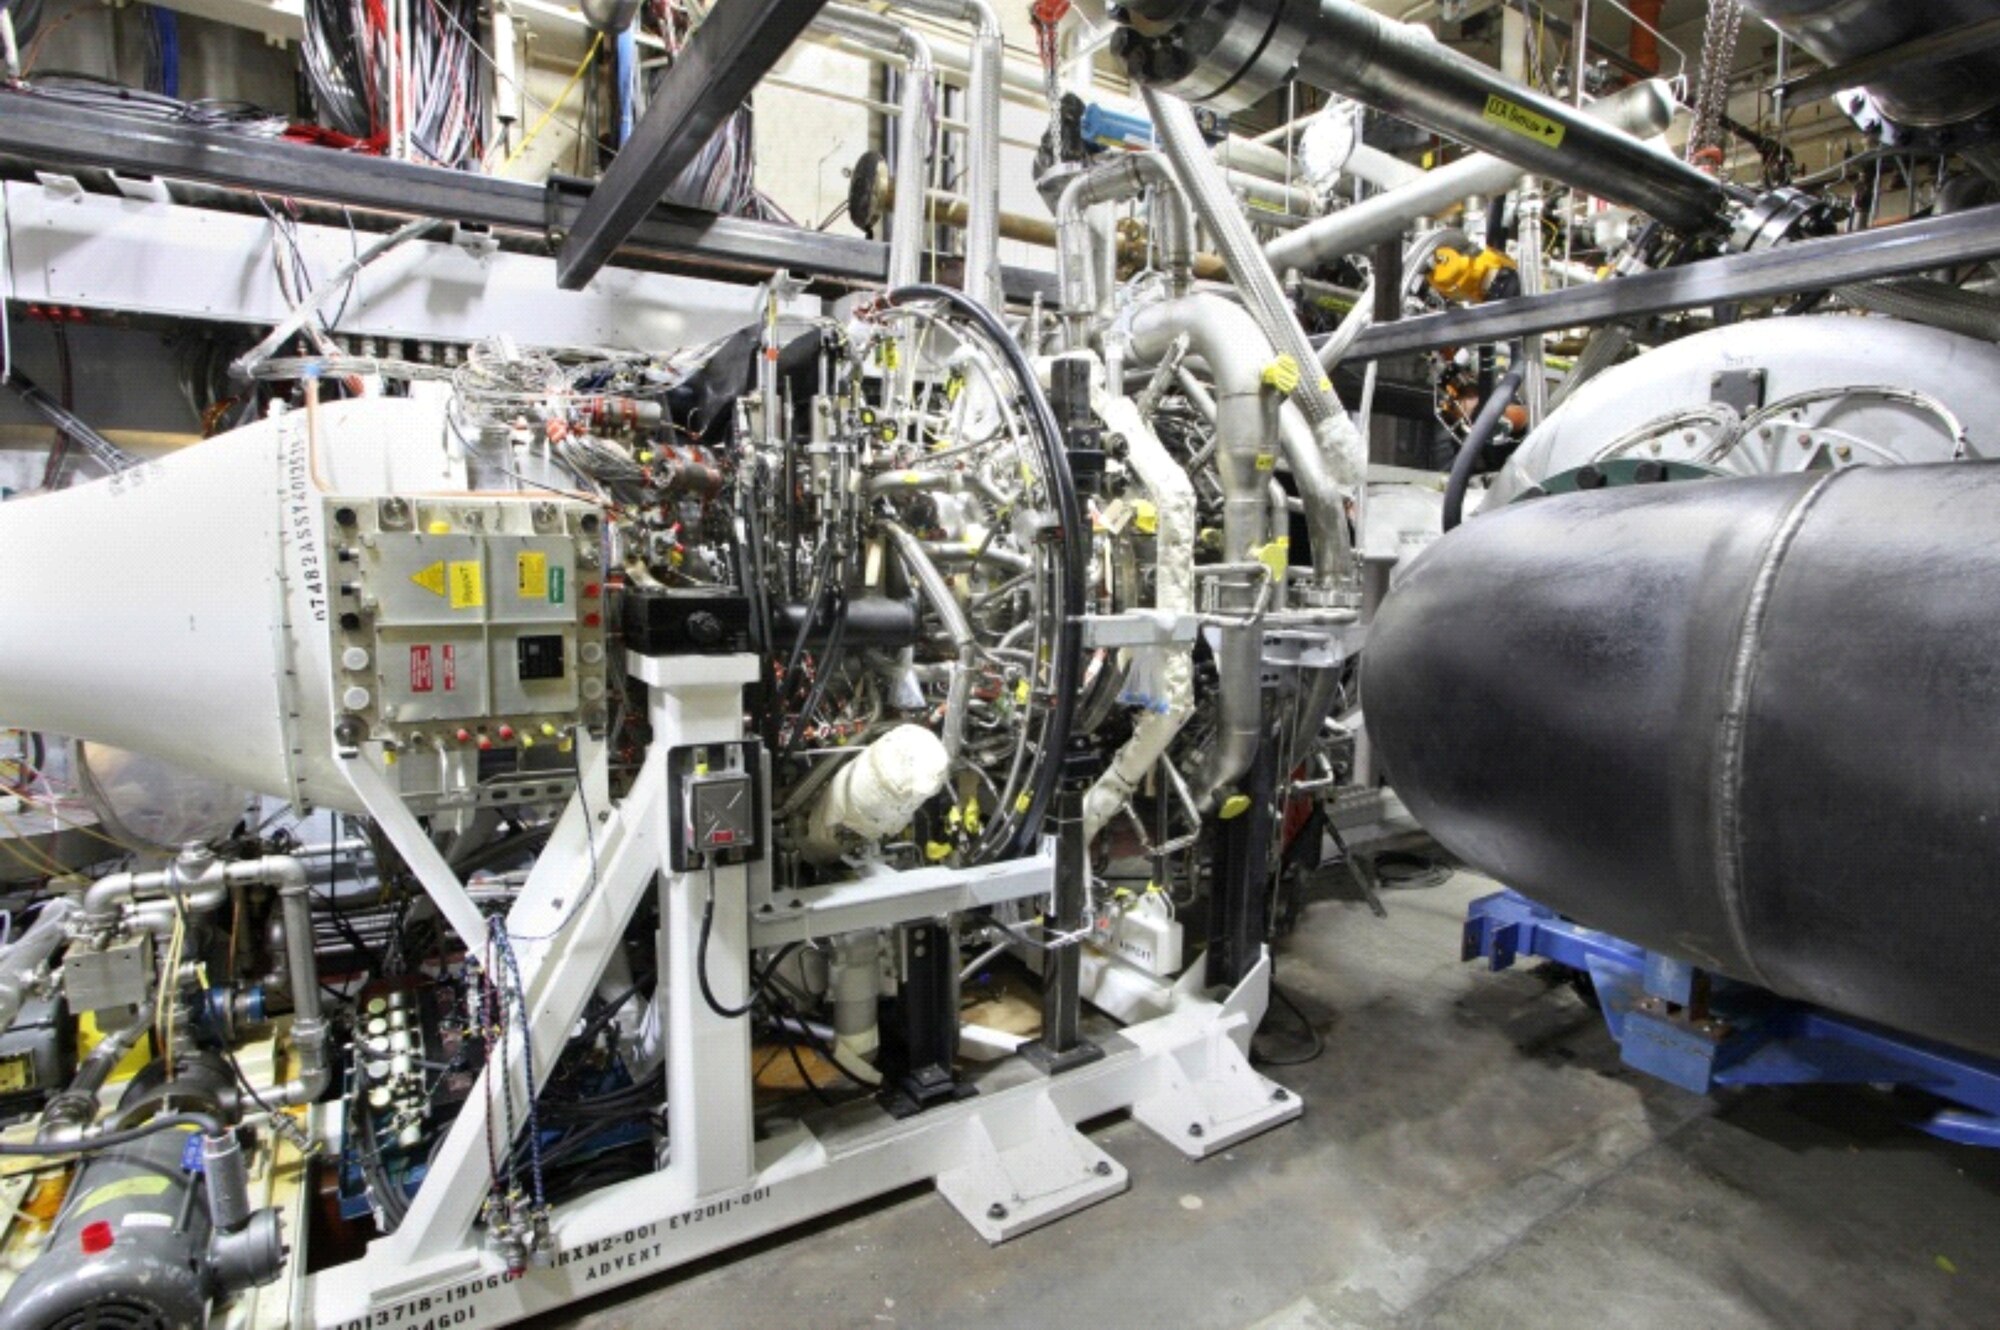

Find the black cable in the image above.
[
  {"left": 1442, "top": 349, "right": 1528, "bottom": 532},
  {"left": 696, "top": 866, "right": 799, "bottom": 1019},
  {"left": 0, "top": 1113, "right": 223, "bottom": 1155},
  {"left": 781, "top": 596, "right": 848, "bottom": 755},
  {"left": 352, "top": 1056, "right": 408, "bottom": 1230},
  {"left": 1252, "top": 983, "right": 1325, "bottom": 1069},
  {"left": 883, "top": 284, "right": 1085, "bottom": 862}
]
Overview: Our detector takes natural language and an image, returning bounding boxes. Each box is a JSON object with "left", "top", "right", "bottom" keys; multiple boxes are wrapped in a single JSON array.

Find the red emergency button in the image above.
[
  {"left": 583, "top": 612, "right": 601, "bottom": 628},
  {"left": 454, "top": 729, "right": 472, "bottom": 744},
  {"left": 477, "top": 735, "right": 494, "bottom": 752},
  {"left": 497, "top": 725, "right": 516, "bottom": 742},
  {"left": 583, "top": 582, "right": 601, "bottom": 599},
  {"left": 81, "top": 1221, "right": 114, "bottom": 1254}
]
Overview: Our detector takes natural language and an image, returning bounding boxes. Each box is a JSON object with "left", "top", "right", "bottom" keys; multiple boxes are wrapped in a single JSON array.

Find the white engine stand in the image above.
[{"left": 302, "top": 653, "right": 1301, "bottom": 1330}]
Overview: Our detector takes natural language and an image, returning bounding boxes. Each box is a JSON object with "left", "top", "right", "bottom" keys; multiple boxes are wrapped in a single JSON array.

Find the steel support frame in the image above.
[
  {"left": 554, "top": 0, "right": 831, "bottom": 290},
  {"left": 1339, "top": 203, "right": 2000, "bottom": 361},
  {"left": 303, "top": 653, "right": 1302, "bottom": 1329},
  {"left": 0, "top": 93, "right": 1058, "bottom": 301},
  {"left": 1464, "top": 890, "right": 2000, "bottom": 1148}
]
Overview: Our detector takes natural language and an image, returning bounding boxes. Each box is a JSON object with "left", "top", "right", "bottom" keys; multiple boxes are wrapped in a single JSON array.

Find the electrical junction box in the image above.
[
  {"left": 64, "top": 934, "right": 155, "bottom": 1013},
  {"left": 324, "top": 496, "right": 611, "bottom": 757},
  {"left": 666, "top": 743, "right": 766, "bottom": 872}
]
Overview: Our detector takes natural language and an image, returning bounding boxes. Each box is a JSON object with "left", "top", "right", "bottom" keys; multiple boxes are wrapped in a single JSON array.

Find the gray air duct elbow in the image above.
[
  {"left": 1362, "top": 463, "right": 2000, "bottom": 1061},
  {"left": 1117, "top": 0, "right": 1723, "bottom": 233}
]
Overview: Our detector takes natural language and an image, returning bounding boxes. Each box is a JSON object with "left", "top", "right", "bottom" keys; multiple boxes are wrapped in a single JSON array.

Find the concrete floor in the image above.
[{"left": 546, "top": 867, "right": 2000, "bottom": 1329}]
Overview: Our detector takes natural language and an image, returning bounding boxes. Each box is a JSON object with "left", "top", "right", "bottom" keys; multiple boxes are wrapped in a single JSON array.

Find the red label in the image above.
[
  {"left": 410, "top": 644, "right": 434, "bottom": 694},
  {"left": 442, "top": 644, "right": 457, "bottom": 692}
]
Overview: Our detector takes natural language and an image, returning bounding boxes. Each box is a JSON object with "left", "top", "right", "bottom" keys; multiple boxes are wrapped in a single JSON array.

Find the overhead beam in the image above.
[
  {"left": 554, "top": 0, "right": 832, "bottom": 290},
  {"left": 0, "top": 92, "right": 1057, "bottom": 301},
  {"left": 1336, "top": 203, "right": 2000, "bottom": 360}
]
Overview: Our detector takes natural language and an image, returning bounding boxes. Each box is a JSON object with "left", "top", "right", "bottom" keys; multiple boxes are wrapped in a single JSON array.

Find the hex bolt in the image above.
[
  {"left": 1093, "top": 1161, "right": 1113, "bottom": 1177},
  {"left": 1188, "top": 1123, "right": 1205, "bottom": 1139},
  {"left": 987, "top": 1203, "right": 1008, "bottom": 1220},
  {"left": 1272, "top": 1087, "right": 1290, "bottom": 1102}
]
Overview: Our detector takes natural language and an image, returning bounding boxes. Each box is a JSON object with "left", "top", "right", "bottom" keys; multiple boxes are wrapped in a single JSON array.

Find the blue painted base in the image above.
[{"left": 1463, "top": 890, "right": 2000, "bottom": 1148}]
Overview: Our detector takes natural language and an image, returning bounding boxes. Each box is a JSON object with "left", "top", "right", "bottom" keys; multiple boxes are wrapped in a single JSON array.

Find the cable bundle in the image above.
[
  {"left": 408, "top": 0, "right": 483, "bottom": 168},
  {"left": 10, "top": 73, "right": 287, "bottom": 135},
  {"left": 301, "top": 0, "right": 484, "bottom": 166},
  {"left": 302, "top": 0, "right": 386, "bottom": 144}
]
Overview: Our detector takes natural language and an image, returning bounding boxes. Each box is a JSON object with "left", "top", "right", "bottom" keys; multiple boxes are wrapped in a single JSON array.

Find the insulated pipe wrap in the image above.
[
  {"left": 899, "top": 0, "right": 1003, "bottom": 307},
  {"left": 1364, "top": 463, "right": 2000, "bottom": 1059},
  {"left": 819, "top": 7, "right": 935, "bottom": 291}
]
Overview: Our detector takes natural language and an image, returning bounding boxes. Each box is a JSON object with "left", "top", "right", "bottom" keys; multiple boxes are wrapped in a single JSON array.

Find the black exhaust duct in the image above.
[{"left": 1363, "top": 463, "right": 2000, "bottom": 1059}]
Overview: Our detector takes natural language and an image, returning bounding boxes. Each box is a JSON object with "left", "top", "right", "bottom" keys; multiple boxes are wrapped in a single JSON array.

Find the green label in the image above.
[
  {"left": 1483, "top": 95, "right": 1565, "bottom": 147},
  {"left": 551, "top": 567, "right": 566, "bottom": 606}
]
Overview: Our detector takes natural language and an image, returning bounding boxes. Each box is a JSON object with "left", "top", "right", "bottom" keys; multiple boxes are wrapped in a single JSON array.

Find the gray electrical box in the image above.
[{"left": 64, "top": 935, "right": 155, "bottom": 1013}]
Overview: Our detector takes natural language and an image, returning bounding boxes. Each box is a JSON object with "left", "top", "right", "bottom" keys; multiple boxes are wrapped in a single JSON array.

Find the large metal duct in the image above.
[
  {"left": 1744, "top": 0, "right": 2000, "bottom": 131},
  {"left": 1113, "top": 0, "right": 1725, "bottom": 232},
  {"left": 1362, "top": 462, "right": 2000, "bottom": 1060}
]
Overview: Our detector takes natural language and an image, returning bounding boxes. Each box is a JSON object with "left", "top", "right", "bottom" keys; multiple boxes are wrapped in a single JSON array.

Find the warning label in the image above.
[
  {"left": 518, "top": 551, "right": 549, "bottom": 600},
  {"left": 1482, "top": 94, "right": 1565, "bottom": 147},
  {"left": 410, "top": 645, "right": 458, "bottom": 694},
  {"left": 449, "top": 560, "right": 485, "bottom": 610},
  {"left": 412, "top": 561, "right": 447, "bottom": 597}
]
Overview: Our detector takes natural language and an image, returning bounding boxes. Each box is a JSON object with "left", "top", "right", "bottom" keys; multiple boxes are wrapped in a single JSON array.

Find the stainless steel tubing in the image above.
[
  {"left": 1266, "top": 80, "right": 1678, "bottom": 275},
  {"left": 1145, "top": 85, "right": 1365, "bottom": 585},
  {"left": 898, "top": 0, "right": 1003, "bottom": 308},
  {"left": 817, "top": 7, "right": 936, "bottom": 291}
]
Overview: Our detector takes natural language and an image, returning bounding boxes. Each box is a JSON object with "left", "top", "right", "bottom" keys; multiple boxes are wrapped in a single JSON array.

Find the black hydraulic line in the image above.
[
  {"left": 1442, "top": 355, "right": 1528, "bottom": 532},
  {"left": 0, "top": 1113, "right": 223, "bottom": 1155},
  {"left": 882, "top": 283, "right": 1085, "bottom": 861}
]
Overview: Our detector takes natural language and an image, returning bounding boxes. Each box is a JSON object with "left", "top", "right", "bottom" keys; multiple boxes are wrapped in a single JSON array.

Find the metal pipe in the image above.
[
  {"left": 1144, "top": 87, "right": 1364, "bottom": 588},
  {"left": 1082, "top": 391, "right": 1198, "bottom": 839},
  {"left": 817, "top": 7, "right": 936, "bottom": 291},
  {"left": 1127, "top": 295, "right": 1279, "bottom": 807},
  {"left": 882, "top": 520, "right": 977, "bottom": 759},
  {"left": 896, "top": 0, "right": 1003, "bottom": 308},
  {"left": 1116, "top": 0, "right": 1725, "bottom": 232},
  {"left": 1265, "top": 79, "right": 1678, "bottom": 275},
  {"left": 1131, "top": 292, "right": 1349, "bottom": 595},
  {"left": 1058, "top": 152, "right": 1196, "bottom": 342},
  {"left": 72, "top": 853, "right": 328, "bottom": 1109},
  {"left": 39, "top": 999, "right": 155, "bottom": 1142},
  {"left": 0, "top": 898, "right": 75, "bottom": 1033}
]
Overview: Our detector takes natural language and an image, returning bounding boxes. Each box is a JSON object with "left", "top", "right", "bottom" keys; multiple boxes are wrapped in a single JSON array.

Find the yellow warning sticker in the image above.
[
  {"left": 0, "top": 1053, "right": 31, "bottom": 1094},
  {"left": 411, "top": 561, "right": 447, "bottom": 597},
  {"left": 517, "top": 550, "right": 549, "bottom": 600},
  {"left": 448, "top": 560, "right": 484, "bottom": 610},
  {"left": 1482, "top": 94, "right": 1565, "bottom": 147}
]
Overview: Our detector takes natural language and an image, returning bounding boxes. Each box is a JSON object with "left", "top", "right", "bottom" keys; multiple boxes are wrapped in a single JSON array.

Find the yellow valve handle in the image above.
[{"left": 1261, "top": 354, "right": 1302, "bottom": 397}]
